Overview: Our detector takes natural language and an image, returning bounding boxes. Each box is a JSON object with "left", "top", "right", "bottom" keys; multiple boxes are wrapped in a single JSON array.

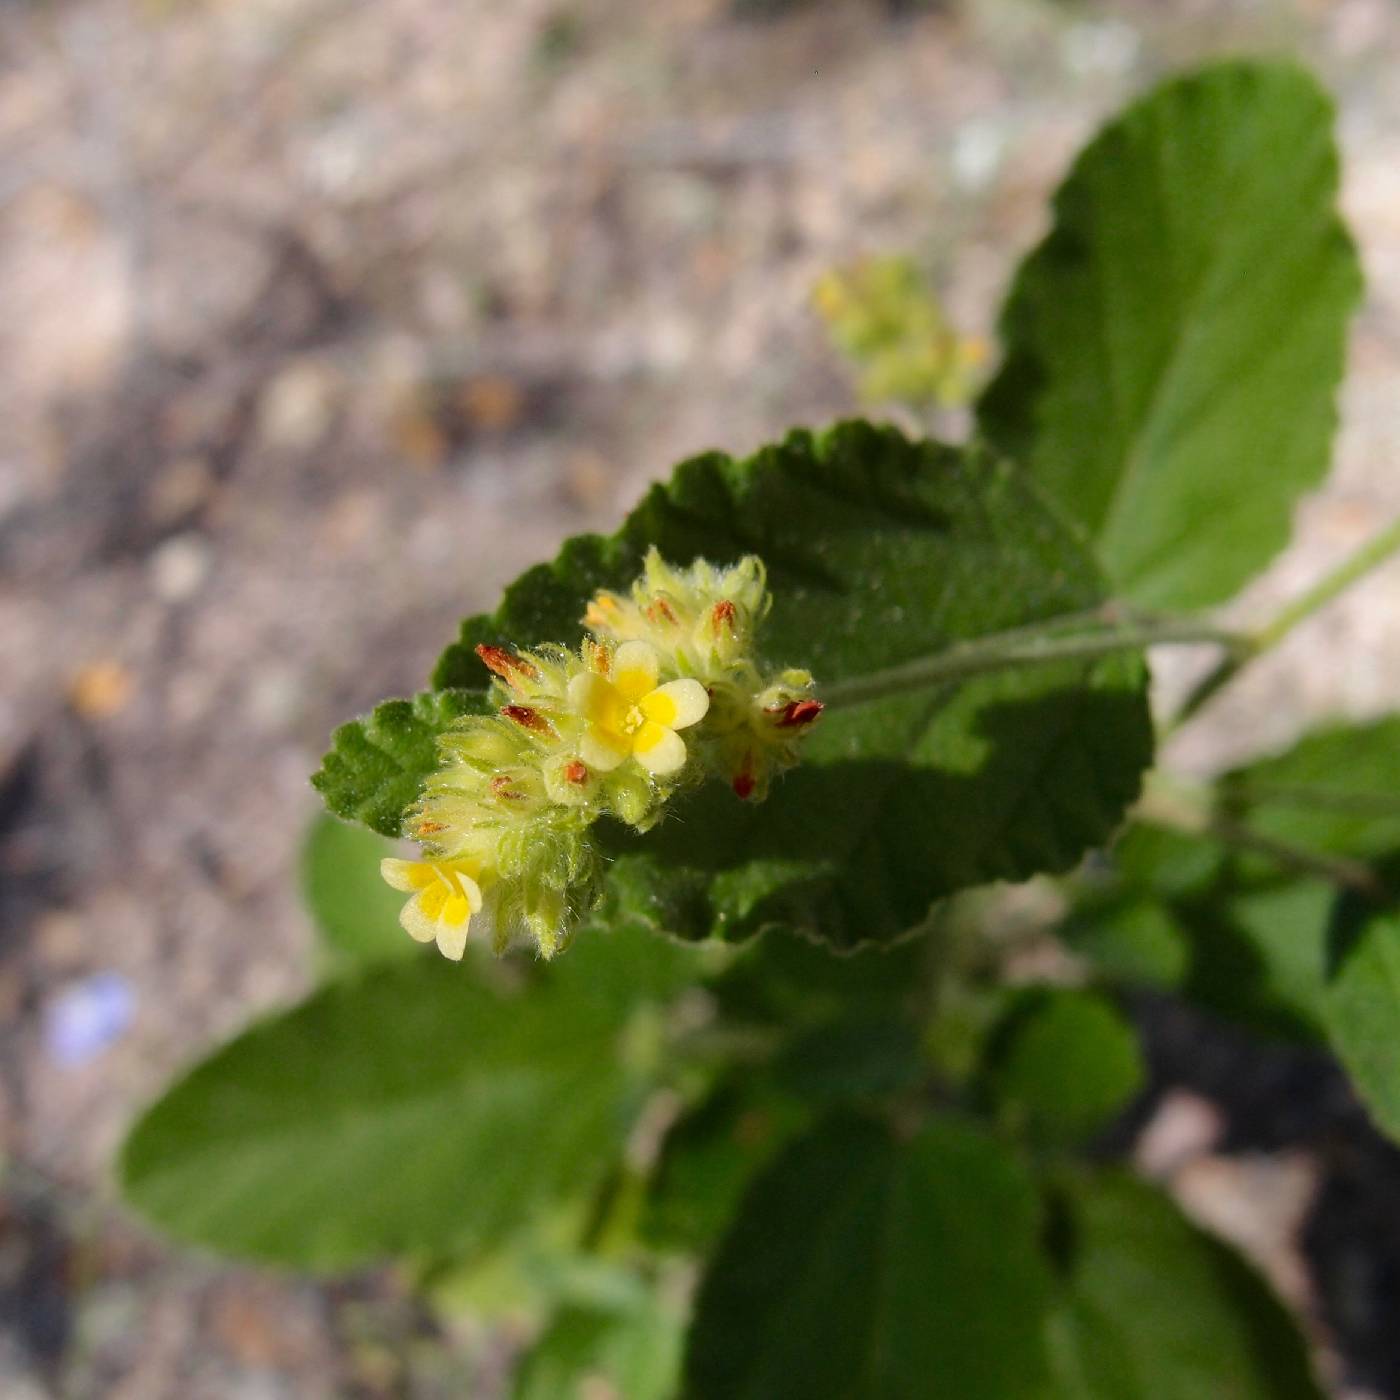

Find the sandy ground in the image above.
[{"left": 4, "top": 0, "right": 1400, "bottom": 1393}]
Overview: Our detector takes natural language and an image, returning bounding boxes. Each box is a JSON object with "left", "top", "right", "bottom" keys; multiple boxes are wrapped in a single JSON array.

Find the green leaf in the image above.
[
  {"left": 514, "top": 1297, "right": 683, "bottom": 1400},
  {"left": 989, "top": 989, "right": 1144, "bottom": 1143},
  {"left": 1176, "top": 878, "right": 1333, "bottom": 1039},
  {"left": 643, "top": 932, "right": 929, "bottom": 1253},
  {"left": 683, "top": 1114, "right": 1053, "bottom": 1399},
  {"left": 1132, "top": 719, "right": 1400, "bottom": 1043},
  {"left": 119, "top": 924, "right": 700, "bottom": 1268},
  {"left": 421, "top": 1202, "right": 598, "bottom": 1325},
  {"left": 709, "top": 925, "right": 930, "bottom": 1028},
  {"left": 1063, "top": 825, "right": 1225, "bottom": 987},
  {"left": 300, "top": 813, "right": 416, "bottom": 967},
  {"left": 435, "top": 421, "right": 1149, "bottom": 951},
  {"left": 1109, "top": 823, "right": 1229, "bottom": 900},
  {"left": 979, "top": 60, "right": 1361, "bottom": 609},
  {"left": 311, "top": 688, "right": 489, "bottom": 838},
  {"left": 1047, "top": 1171, "right": 1322, "bottom": 1398},
  {"left": 1060, "top": 898, "right": 1189, "bottom": 989},
  {"left": 1071, "top": 823, "right": 1331, "bottom": 1038},
  {"left": 772, "top": 1016, "right": 924, "bottom": 1105},
  {"left": 1223, "top": 717, "right": 1400, "bottom": 863},
  {"left": 1322, "top": 883, "right": 1400, "bottom": 1142},
  {"left": 924, "top": 977, "right": 1017, "bottom": 1085},
  {"left": 640, "top": 1079, "right": 810, "bottom": 1253}
]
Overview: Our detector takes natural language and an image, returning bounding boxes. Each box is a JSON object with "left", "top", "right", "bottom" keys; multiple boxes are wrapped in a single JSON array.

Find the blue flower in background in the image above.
[{"left": 45, "top": 973, "right": 134, "bottom": 1067}]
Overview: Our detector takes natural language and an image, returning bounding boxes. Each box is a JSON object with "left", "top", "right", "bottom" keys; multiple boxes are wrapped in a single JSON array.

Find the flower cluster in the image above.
[
  {"left": 584, "top": 551, "right": 821, "bottom": 802},
  {"left": 381, "top": 549, "right": 823, "bottom": 961},
  {"left": 812, "top": 254, "right": 987, "bottom": 409}
]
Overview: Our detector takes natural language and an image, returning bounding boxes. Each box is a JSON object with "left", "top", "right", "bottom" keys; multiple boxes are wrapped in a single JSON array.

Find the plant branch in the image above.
[
  {"left": 821, "top": 612, "right": 1242, "bottom": 711},
  {"left": 1135, "top": 775, "right": 1383, "bottom": 897},
  {"left": 1172, "top": 514, "right": 1400, "bottom": 729}
]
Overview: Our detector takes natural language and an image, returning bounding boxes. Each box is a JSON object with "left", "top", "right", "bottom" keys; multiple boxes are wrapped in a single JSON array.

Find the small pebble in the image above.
[
  {"left": 149, "top": 533, "right": 212, "bottom": 603},
  {"left": 68, "top": 660, "right": 133, "bottom": 719}
]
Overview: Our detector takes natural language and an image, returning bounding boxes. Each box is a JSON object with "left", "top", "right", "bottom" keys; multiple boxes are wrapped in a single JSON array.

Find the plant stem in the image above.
[
  {"left": 1206, "top": 816, "right": 1383, "bottom": 897},
  {"left": 821, "top": 614, "right": 1242, "bottom": 711},
  {"left": 1135, "top": 774, "right": 1383, "bottom": 897},
  {"left": 1172, "top": 514, "right": 1400, "bottom": 729}
]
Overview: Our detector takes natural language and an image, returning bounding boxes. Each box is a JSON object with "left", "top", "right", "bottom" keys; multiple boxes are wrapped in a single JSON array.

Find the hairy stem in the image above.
[
  {"left": 821, "top": 612, "right": 1242, "bottom": 711},
  {"left": 1135, "top": 775, "right": 1383, "bottom": 897},
  {"left": 1172, "top": 514, "right": 1400, "bottom": 729}
]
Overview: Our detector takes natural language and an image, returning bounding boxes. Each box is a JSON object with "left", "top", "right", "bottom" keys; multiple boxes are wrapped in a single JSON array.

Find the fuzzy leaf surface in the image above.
[
  {"left": 1047, "top": 1172, "right": 1322, "bottom": 1398},
  {"left": 312, "top": 688, "right": 488, "bottom": 838},
  {"left": 979, "top": 61, "right": 1360, "bottom": 609},
  {"left": 683, "top": 1114, "right": 1053, "bottom": 1399},
  {"left": 119, "top": 925, "right": 699, "bottom": 1267},
  {"left": 990, "top": 989, "right": 1144, "bottom": 1143},
  {"left": 639, "top": 1078, "right": 810, "bottom": 1253},
  {"left": 1323, "top": 883, "right": 1400, "bottom": 1143}
]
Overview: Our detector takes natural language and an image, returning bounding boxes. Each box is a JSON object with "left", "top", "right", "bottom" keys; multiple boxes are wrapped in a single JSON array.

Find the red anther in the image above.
[
  {"left": 475, "top": 643, "right": 538, "bottom": 685},
  {"left": 563, "top": 759, "right": 589, "bottom": 786},
  {"left": 711, "top": 599, "right": 737, "bottom": 634},
  {"left": 415, "top": 820, "right": 445, "bottom": 835},
  {"left": 768, "top": 698, "right": 824, "bottom": 728},
  {"left": 502, "top": 704, "right": 556, "bottom": 737},
  {"left": 732, "top": 770, "right": 756, "bottom": 800},
  {"left": 647, "top": 596, "right": 678, "bottom": 625}
]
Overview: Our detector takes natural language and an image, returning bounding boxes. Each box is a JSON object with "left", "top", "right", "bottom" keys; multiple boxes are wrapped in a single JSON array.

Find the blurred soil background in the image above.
[{"left": 4, "top": 0, "right": 1400, "bottom": 1394}]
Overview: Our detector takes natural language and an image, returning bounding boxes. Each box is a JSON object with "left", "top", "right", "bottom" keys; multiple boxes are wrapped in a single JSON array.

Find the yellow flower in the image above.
[
  {"left": 380, "top": 857, "right": 486, "bottom": 960},
  {"left": 567, "top": 640, "right": 709, "bottom": 777}
]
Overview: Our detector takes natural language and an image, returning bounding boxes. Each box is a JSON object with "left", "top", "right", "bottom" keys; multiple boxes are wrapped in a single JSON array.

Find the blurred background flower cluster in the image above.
[{"left": 4, "top": 0, "right": 1400, "bottom": 1394}]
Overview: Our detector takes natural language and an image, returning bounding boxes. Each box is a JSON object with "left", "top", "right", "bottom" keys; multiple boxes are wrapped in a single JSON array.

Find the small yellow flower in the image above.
[
  {"left": 567, "top": 640, "right": 708, "bottom": 777},
  {"left": 380, "top": 857, "right": 486, "bottom": 960}
]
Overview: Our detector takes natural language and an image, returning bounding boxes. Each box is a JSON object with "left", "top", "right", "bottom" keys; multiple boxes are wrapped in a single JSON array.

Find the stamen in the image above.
[
  {"left": 476, "top": 644, "right": 539, "bottom": 686},
  {"left": 490, "top": 773, "right": 527, "bottom": 801},
  {"left": 711, "top": 600, "right": 737, "bottom": 635},
  {"left": 769, "top": 698, "right": 824, "bottom": 728},
  {"left": 502, "top": 704, "right": 557, "bottom": 737}
]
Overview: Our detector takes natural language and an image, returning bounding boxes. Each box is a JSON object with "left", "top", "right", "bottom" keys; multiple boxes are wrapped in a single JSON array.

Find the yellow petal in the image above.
[
  {"left": 381, "top": 857, "right": 430, "bottom": 893},
  {"left": 567, "top": 670, "right": 613, "bottom": 722},
  {"left": 419, "top": 882, "right": 449, "bottom": 919},
  {"left": 442, "top": 894, "right": 471, "bottom": 925},
  {"left": 633, "top": 722, "right": 686, "bottom": 775},
  {"left": 580, "top": 726, "right": 630, "bottom": 772},
  {"left": 643, "top": 678, "right": 709, "bottom": 730},
  {"left": 399, "top": 895, "right": 439, "bottom": 943},
  {"left": 639, "top": 688, "right": 676, "bottom": 727},
  {"left": 436, "top": 917, "right": 469, "bottom": 960},
  {"left": 452, "top": 870, "right": 484, "bottom": 914},
  {"left": 613, "top": 640, "right": 660, "bottom": 703}
]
